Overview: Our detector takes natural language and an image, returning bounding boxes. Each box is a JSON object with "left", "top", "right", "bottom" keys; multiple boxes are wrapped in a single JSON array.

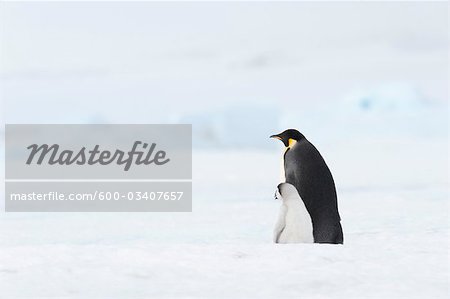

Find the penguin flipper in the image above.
[{"left": 273, "top": 204, "right": 287, "bottom": 243}]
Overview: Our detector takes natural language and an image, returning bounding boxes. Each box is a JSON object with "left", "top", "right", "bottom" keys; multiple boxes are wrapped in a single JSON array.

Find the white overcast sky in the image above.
[{"left": 0, "top": 1, "right": 448, "bottom": 123}]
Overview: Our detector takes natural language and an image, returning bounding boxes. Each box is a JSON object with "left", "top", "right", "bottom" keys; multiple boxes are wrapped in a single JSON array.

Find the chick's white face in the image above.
[
  {"left": 276, "top": 183, "right": 301, "bottom": 202},
  {"left": 279, "top": 183, "right": 298, "bottom": 195},
  {"left": 274, "top": 188, "right": 283, "bottom": 201}
]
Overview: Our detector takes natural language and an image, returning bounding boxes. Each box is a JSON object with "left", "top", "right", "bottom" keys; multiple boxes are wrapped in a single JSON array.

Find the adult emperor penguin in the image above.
[
  {"left": 274, "top": 183, "right": 314, "bottom": 244},
  {"left": 270, "top": 129, "right": 343, "bottom": 244}
]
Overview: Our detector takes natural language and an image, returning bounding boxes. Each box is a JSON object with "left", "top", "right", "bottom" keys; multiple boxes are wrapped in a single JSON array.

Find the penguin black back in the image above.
[{"left": 271, "top": 129, "right": 343, "bottom": 244}]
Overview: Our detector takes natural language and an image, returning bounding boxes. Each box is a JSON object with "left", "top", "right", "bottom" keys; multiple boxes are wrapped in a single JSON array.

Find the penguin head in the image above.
[
  {"left": 275, "top": 183, "right": 299, "bottom": 201},
  {"left": 270, "top": 129, "right": 305, "bottom": 148}
]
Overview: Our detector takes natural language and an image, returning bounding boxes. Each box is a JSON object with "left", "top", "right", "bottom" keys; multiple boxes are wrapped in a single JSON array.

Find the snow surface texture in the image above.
[{"left": 0, "top": 140, "right": 448, "bottom": 298}]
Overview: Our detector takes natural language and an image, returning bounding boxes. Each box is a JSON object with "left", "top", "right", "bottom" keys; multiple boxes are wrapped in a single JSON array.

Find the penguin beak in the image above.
[{"left": 270, "top": 134, "right": 281, "bottom": 140}]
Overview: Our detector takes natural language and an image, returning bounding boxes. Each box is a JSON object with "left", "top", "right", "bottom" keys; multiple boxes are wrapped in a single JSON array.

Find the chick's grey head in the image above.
[{"left": 275, "top": 183, "right": 299, "bottom": 200}]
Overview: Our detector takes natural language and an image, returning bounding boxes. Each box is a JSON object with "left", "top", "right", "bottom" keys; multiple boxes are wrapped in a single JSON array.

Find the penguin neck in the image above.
[
  {"left": 280, "top": 147, "right": 288, "bottom": 183},
  {"left": 287, "top": 138, "right": 297, "bottom": 148},
  {"left": 280, "top": 141, "right": 296, "bottom": 183},
  {"left": 282, "top": 195, "right": 298, "bottom": 204}
]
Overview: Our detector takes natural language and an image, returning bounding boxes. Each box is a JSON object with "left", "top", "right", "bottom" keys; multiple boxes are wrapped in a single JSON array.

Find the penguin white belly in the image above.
[
  {"left": 279, "top": 147, "right": 289, "bottom": 183},
  {"left": 277, "top": 201, "right": 314, "bottom": 244},
  {"left": 274, "top": 183, "right": 314, "bottom": 244},
  {"left": 279, "top": 154, "right": 286, "bottom": 183}
]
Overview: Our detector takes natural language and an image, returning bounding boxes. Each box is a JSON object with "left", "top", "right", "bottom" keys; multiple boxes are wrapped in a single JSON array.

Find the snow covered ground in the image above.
[{"left": 0, "top": 138, "right": 448, "bottom": 298}]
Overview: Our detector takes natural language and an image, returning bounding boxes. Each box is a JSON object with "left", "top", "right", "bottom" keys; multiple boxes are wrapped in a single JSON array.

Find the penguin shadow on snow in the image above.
[{"left": 273, "top": 183, "right": 314, "bottom": 244}]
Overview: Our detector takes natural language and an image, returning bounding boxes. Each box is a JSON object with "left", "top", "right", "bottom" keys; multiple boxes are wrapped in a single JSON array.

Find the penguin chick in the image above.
[{"left": 274, "top": 183, "right": 314, "bottom": 244}]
